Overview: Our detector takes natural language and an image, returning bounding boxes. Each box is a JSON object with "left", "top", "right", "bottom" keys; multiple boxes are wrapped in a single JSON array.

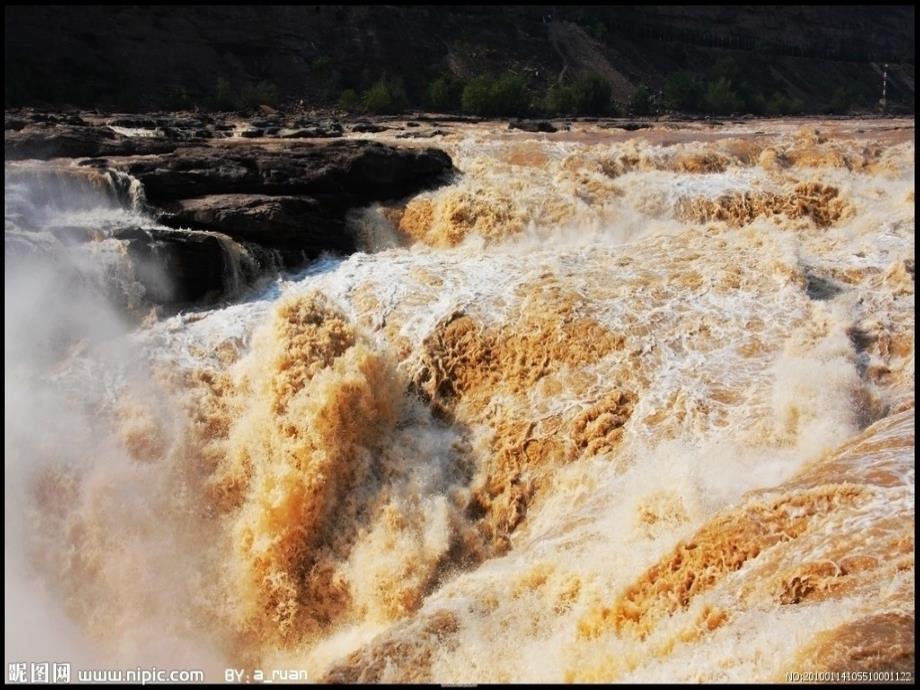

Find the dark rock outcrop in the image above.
[
  {"left": 282, "top": 120, "right": 344, "bottom": 138},
  {"left": 112, "top": 226, "right": 238, "bottom": 304},
  {"left": 352, "top": 122, "right": 387, "bottom": 134},
  {"left": 280, "top": 127, "right": 342, "bottom": 138},
  {"left": 118, "top": 140, "right": 452, "bottom": 203},
  {"left": 134, "top": 141, "right": 452, "bottom": 259},
  {"left": 158, "top": 194, "right": 352, "bottom": 253},
  {"left": 508, "top": 120, "right": 557, "bottom": 133},
  {"left": 7, "top": 116, "right": 454, "bottom": 307},
  {"left": 5, "top": 124, "right": 180, "bottom": 160},
  {"left": 108, "top": 116, "right": 160, "bottom": 128},
  {"left": 396, "top": 129, "right": 446, "bottom": 139},
  {"left": 619, "top": 122, "right": 653, "bottom": 131}
]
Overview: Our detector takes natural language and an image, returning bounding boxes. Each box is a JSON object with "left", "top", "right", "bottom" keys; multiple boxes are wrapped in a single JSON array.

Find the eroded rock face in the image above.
[
  {"left": 123, "top": 141, "right": 451, "bottom": 263},
  {"left": 118, "top": 141, "right": 452, "bottom": 202},
  {"left": 157, "top": 194, "right": 351, "bottom": 253},
  {"left": 5, "top": 115, "right": 454, "bottom": 307},
  {"left": 112, "top": 226, "right": 239, "bottom": 304},
  {"left": 509, "top": 119, "right": 557, "bottom": 133},
  {"left": 4, "top": 123, "right": 181, "bottom": 160}
]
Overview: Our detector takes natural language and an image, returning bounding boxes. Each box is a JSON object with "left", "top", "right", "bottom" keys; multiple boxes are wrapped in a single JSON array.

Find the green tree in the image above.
[
  {"left": 210, "top": 76, "right": 235, "bottom": 111},
  {"left": 461, "top": 72, "right": 529, "bottom": 116},
  {"left": 766, "top": 91, "right": 803, "bottom": 116},
  {"left": 628, "top": 85, "right": 653, "bottom": 116},
  {"left": 428, "top": 77, "right": 451, "bottom": 110},
  {"left": 489, "top": 72, "right": 529, "bottom": 116},
  {"left": 311, "top": 56, "right": 341, "bottom": 103},
  {"left": 704, "top": 78, "right": 743, "bottom": 115},
  {"left": 544, "top": 83, "right": 577, "bottom": 115},
  {"left": 362, "top": 77, "right": 409, "bottom": 114},
  {"left": 707, "top": 56, "right": 771, "bottom": 115},
  {"left": 461, "top": 76, "right": 493, "bottom": 115},
  {"left": 427, "top": 76, "right": 464, "bottom": 111},
  {"left": 545, "top": 76, "right": 614, "bottom": 116},
  {"left": 338, "top": 88, "right": 359, "bottom": 111},
  {"left": 239, "top": 81, "right": 280, "bottom": 110},
  {"left": 663, "top": 71, "right": 703, "bottom": 112},
  {"left": 571, "top": 75, "right": 613, "bottom": 115}
]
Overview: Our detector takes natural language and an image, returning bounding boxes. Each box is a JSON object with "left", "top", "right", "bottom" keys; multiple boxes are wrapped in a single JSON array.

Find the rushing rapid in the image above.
[{"left": 5, "top": 118, "right": 914, "bottom": 681}]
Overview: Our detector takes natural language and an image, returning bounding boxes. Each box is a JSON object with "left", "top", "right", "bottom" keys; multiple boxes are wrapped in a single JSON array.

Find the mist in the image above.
[{"left": 4, "top": 118, "right": 915, "bottom": 681}]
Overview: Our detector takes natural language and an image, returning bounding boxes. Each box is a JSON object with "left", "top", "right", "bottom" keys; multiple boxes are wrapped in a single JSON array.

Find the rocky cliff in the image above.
[{"left": 5, "top": 6, "right": 914, "bottom": 113}]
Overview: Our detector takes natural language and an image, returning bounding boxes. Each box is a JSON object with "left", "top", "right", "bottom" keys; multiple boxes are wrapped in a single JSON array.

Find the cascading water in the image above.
[
  {"left": 104, "top": 168, "right": 148, "bottom": 214},
  {"left": 4, "top": 160, "right": 257, "bottom": 318},
  {"left": 4, "top": 118, "right": 914, "bottom": 682}
]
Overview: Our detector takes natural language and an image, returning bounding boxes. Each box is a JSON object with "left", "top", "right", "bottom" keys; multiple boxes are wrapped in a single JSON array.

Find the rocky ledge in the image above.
[
  {"left": 108, "top": 140, "right": 451, "bottom": 254},
  {"left": 5, "top": 110, "right": 453, "bottom": 306}
]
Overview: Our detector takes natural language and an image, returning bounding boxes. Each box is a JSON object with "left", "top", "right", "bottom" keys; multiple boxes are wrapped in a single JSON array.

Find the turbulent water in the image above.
[{"left": 5, "top": 118, "right": 915, "bottom": 681}]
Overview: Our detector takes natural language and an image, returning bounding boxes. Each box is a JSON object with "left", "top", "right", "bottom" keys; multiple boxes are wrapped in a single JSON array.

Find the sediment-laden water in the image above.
[{"left": 5, "top": 118, "right": 914, "bottom": 681}]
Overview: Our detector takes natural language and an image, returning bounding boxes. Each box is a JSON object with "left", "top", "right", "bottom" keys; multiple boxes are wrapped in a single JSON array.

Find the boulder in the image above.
[
  {"left": 158, "top": 194, "right": 352, "bottom": 253},
  {"left": 112, "top": 226, "right": 235, "bottom": 304},
  {"left": 508, "top": 119, "right": 557, "bottom": 133},
  {"left": 619, "top": 122, "right": 652, "bottom": 131},
  {"left": 352, "top": 122, "right": 387, "bottom": 134},
  {"left": 396, "top": 129, "right": 445, "bottom": 139}
]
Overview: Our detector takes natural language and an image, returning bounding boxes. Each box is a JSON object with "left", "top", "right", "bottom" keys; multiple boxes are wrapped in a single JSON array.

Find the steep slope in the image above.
[{"left": 4, "top": 6, "right": 914, "bottom": 112}]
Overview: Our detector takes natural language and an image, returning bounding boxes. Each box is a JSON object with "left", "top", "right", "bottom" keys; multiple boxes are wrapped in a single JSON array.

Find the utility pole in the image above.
[{"left": 879, "top": 63, "right": 888, "bottom": 112}]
